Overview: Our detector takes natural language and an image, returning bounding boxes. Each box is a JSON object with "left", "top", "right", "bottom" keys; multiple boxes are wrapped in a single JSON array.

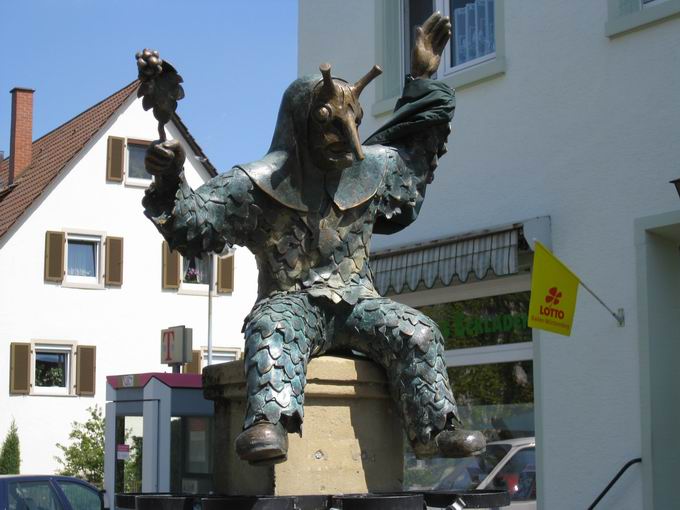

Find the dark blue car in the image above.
[{"left": 0, "top": 475, "right": 104, "bottom": 510}]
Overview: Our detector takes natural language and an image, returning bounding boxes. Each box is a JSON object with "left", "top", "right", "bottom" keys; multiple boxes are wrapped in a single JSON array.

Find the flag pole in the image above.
[{"left": 578, "top": 280, "right": 625, "bottom": 327}]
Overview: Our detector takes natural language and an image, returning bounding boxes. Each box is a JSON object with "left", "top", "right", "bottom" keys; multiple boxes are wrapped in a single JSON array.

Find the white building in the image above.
[
  {"left": 299, "top": 1, "right": 680, "bottom": 509},
  {"left": 0, "top": 82, "right": 258, "bottom": 473}
]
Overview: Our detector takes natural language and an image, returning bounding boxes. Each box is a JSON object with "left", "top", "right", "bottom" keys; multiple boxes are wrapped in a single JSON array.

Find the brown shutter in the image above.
[
  {"left": 105, "top": 236, "right": 124, "bottom": 286},
  {"left": 76, "top": 345, "right": 96, "bottom": 396},
  {"left": 9, "top": 343, "right": 31, "bottom": 395},
  {"left": 162, "top": 241, "right": 180, "bottom": 289},
  {"left": 44, "top": 231, "right": 65, "bottom": 282},
  {"left": 106, "top": 136, "right": 125, "bottom": 182},
  {"left": 183, "top": 350, "right": 202, "bottom": 374},
  {"left": 217, "top": 254, "right": 234, "bottom": 293}
]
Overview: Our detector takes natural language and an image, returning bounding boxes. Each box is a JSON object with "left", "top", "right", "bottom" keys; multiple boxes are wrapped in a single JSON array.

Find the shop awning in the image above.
[{"left": 370, "top": 217, "right": 550, "bottom": 295}]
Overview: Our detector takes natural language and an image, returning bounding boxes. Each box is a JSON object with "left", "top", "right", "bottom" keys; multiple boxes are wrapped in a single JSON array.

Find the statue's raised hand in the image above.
[
  {"left": 411, "top": 12, "right": 452, "bottom": 79},
  {"left": 145, "top": 139, "right": 185, "bottom": 178}
]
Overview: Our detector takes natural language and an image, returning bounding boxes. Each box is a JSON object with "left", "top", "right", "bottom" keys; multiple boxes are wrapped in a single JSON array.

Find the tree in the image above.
[
  {"left": 0, "top": 419, "right": 21, "bottom": 474},
  {"left": 55, "top": 406, "right": 105, "bottom": 487}
]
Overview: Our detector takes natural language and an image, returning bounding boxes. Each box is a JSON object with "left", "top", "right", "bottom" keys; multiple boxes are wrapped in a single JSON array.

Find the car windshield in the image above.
[{"left": 434, "top": 444, "right": 511, "bottom": 491}]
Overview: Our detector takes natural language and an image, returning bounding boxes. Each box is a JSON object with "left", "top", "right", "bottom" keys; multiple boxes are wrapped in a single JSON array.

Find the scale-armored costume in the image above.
[{"left": 143, "top": 69, "right": 477, "bottom": 460}]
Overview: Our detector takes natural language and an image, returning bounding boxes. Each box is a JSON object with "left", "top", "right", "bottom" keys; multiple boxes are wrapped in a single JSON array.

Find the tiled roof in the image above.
[{"left": 0, "top": 81, "right": 217, "bottom": 241}]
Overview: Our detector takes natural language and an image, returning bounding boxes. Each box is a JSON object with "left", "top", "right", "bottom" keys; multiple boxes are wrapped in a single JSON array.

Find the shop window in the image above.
[{"left": 403, "top": 290, "right": 535, "bottom": 491}]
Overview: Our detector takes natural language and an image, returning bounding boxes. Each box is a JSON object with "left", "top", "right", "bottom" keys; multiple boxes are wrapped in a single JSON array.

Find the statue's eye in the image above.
[{"left": 313, "top": 105, "right": 331, "bottom": 123}]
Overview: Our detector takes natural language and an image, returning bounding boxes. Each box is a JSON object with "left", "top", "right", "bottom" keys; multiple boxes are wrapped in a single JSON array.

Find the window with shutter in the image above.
[
  {"left": 183, "top": 350, "right": 202, "bottom": 374},
  {"left": 106, "top": 136, "right": 125, "bottom": 182},
  {"left": 217, "top": 254, "right": 234, "bottom": 293},
  {"left": 76, "top": 345, "right": 96, "bottom": 396},
  {"left": 105, "top": 236, "right": 124, "bottom": 286},
  {"left": 9, "top": 343, "right": 31, "bottom": 395},
  {"left": 162, "top": 241, "right": 181, "bottom": 289},
  {"left": 44, "top": 231, "right": 65, "bottom": 282}
]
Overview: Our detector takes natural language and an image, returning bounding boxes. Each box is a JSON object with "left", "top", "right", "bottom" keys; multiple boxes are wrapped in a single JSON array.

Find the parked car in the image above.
[
  {"left": 433, "top": 436, "right": 536, "bottom": 510},
  {"left": 0, "top": 475, "right": 104, "bottom": 510}
]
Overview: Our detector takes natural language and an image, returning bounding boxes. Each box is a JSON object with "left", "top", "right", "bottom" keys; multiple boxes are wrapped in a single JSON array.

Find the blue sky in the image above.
[{"left": 0, "top": 1, "right": 298, "bottom": 171}]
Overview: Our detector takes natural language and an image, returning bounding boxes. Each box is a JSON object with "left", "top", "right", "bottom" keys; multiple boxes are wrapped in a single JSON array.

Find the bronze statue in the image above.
[{"left": 139, "top": 12, "right": 485, "bottom": 465}]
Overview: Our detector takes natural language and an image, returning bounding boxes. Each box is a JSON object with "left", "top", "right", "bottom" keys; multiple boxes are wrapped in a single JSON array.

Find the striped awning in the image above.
[{"left": 371, "top": 227, "right": 522, "bottom": 295}]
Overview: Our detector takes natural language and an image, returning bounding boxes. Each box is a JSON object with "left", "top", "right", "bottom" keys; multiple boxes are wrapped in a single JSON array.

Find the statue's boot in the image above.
[
  {"left": 413, "top": 428, "right": 486, "bottom": 459},
  {"left": 235, "top": 422, "right": 288, "bottom": 465}
]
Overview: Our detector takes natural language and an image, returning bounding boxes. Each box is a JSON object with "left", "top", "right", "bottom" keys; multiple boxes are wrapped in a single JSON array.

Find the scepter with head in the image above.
[{"left": 135, "top": 48, "right": 185, "bottom": 142}]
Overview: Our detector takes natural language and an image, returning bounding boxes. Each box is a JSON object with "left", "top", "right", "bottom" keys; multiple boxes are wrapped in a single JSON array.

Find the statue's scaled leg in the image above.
[
  {"left": 344, "top": 297, "right": 485, "bottom": 459},
  {"left": 235, "top": 292, "right": 327, "bottom": 465}
]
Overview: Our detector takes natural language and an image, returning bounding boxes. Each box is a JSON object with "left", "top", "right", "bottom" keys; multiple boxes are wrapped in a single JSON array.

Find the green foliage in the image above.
[
  {"left": 0, "top": 419, "right": 21, "bottom": 474},
  {"left": 55, "top": 406, "right": 105, "bottom": 488}
]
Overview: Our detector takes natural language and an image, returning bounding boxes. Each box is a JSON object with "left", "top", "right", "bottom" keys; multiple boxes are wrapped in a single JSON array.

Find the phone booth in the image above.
[{"left": 103, "top": 372, "right": 214, "bottom": 509}]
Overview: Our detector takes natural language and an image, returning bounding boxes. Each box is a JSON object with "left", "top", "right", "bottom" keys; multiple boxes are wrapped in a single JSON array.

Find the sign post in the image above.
[{"left": 160, "top": 326, "right": 193, "bottom": 372}]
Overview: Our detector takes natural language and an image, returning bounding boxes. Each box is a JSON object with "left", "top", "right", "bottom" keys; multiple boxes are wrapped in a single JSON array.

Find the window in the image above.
[
  {"left": 402, "top": 285, "right": 535, "bottom": 492},
  {"left": 446, "top": 0, "right": 496, "bottom": 72},
  {"left": 66, "top": 234, "right": 100, "bottom": 285},
  {"left": 404, "top": 0, "right": 496, "bottom": 77},
  {"left": 126, "top": 139, "right": 153, "bottom": 185},
  {"left": 57, "top": 481, "right": 103, "bottom": 510},
  {"left": 183, "top": 347, "right": 241, "bottom": 374},
  {"left": 9, "top": 342, "right": 96, "bottom": 396},
  {"left": 8, "top": 481, "right": 63, "bottom": 510},
  {"left": 490, "top": 447, "right": 536, "bottom": 502},
  {"left": 182, "top": 254, "right": 211, "bottom": 285},
  {"left": 34, "top": 344, "right": 72, "bottom": 395},
  {"left": 44, "top": 231, "right": 123, "bottom": 288},
  {"left": 606, "top": 0, "right": 680, "bottom": 37},
  {"left": 374, "top": 0, "right": 506, "bottom": 115}
]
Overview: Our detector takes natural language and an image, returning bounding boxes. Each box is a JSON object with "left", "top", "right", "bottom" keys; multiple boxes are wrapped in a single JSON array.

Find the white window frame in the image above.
[
  {"left": 373, "top": 0, "right": 506, "bottom": 117},
  {"left": 606, "top": 0, "right": 680, "bottom": 37},
  {"left": 124, "top": 138, "right": 154, "bottom": 188},
  {"left": 63, "top": 230, "right": 105, "bottom": 290},
  {"left": 441, "top": 0, "right": 497, "bottom": 76},
  {"left": 178, "top": 253, "right": 216, "bottom": 296},
  {"left": 31, "top": 341, "right": 75, "bottom": 396},
  {"left": 200, "top": 346, "right": 242, "bottom": 368}
]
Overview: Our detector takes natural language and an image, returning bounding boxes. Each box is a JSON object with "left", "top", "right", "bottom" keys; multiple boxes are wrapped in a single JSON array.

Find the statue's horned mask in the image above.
[{"left": 308, "top": 63, "right": 382, "bottom": 167}]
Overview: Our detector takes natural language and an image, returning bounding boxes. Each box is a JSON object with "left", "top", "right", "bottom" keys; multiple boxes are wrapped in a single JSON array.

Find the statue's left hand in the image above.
[{"left": 411, "top": 12, "right": 452, "bottom": 79}]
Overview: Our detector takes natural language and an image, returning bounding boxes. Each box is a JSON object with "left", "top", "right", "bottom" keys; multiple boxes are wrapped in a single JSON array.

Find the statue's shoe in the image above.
[
  {"left": 235, "top": 422, "right": 288, "bottom": 465},
  {"left": 413, "top": 428, "right": 486, "bottom": 459}
]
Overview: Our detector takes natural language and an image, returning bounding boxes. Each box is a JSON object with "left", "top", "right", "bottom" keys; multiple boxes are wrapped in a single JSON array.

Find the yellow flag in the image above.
[{"left": 528, "top": 241, "right": 580, "bottom": 336}]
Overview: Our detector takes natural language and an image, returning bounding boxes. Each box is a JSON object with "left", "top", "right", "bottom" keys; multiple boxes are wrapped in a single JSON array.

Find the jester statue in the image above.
[{"left": 140, "top": 12, "right": 485, "bottom": 465}]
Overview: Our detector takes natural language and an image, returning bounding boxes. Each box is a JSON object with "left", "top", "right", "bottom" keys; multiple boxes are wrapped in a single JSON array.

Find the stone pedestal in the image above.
[{"left": 203, "top": 355, "right": 404, "bottom": 496}]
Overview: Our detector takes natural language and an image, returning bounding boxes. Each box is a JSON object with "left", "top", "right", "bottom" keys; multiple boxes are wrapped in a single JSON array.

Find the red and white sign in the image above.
[
  {"left": 116, "top": 444, "right": 130, "bottom": 460},
  {"left": 160, "top": 326, "right": 193, "bottom": 365}
]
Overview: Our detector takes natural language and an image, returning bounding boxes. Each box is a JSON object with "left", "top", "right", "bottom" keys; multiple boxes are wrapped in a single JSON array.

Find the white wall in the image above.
[
  {"left": 0, "top": 93, "right": 259, "bottom": 473},
  {"left": 299, "top": 1, "right": 680, "bottom": 508}
]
